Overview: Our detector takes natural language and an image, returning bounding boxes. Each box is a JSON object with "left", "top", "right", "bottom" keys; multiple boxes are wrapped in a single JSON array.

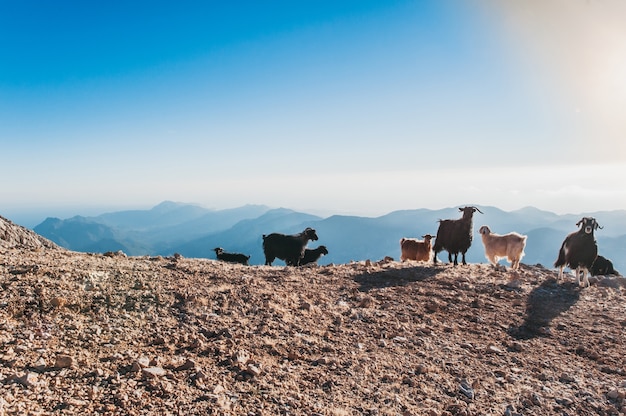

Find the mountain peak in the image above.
[{"left": 152, "top": 201, "right": 198, "bottom": 212}]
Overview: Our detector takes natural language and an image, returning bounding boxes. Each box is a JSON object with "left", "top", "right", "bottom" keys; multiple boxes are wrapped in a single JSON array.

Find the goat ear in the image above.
[{"left": 576, "top": 219, "right": 583, "bottom": 227}]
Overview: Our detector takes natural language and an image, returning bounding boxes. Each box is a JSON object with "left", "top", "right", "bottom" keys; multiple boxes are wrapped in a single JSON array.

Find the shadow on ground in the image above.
[
  {"left": 509, "top": 278, "right": 580, "bottom": 340},
  {"left": 354, "top": 265, "right": 443, "bottom": 292}
]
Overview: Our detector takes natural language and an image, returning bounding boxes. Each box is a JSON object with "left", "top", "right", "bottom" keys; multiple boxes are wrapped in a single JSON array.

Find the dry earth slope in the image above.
[{"left": 1, "top": 215, "right": 626, "bottom": 415}]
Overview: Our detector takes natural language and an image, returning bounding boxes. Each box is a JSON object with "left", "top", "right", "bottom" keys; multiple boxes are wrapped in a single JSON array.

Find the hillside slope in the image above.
[
  {"left": 0, "top": 215, "right": 59, "bottom": 250},
  {"left": 1, "top": 234, "right": 626, "bottom": 414}
]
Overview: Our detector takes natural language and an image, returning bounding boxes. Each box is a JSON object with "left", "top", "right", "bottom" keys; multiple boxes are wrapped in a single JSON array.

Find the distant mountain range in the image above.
[{"left": 31, "top": 201, "right": 626, "bottom": 272}]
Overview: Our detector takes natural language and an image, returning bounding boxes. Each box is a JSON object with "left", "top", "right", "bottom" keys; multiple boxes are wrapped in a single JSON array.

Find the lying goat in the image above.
[
  {"left": 214, "top": 247, "right": 250, "bottom": 265},
  {"left": 590, "top": 255, "right": 619, "bottom": 276}
]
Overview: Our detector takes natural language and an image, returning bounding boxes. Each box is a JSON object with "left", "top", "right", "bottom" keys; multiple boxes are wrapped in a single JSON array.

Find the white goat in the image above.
[{"left": 478, "top": 225, "right": 527, "bottom": 270}]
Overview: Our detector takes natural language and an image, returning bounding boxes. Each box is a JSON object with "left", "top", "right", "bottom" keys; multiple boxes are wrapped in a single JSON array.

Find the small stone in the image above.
[
  {"left": 402, "top": 376, "right": 415, "bottom": 387},
  {"left": 233, "top": 350, "right": 251, "bottom": 365},
  {"left": 556, "top": 397, "right": 573, "bottom": 406},
  {"left": 537, "top": 327, "right": 552, "bottom": 336},
  {"left": 67, "top": 398, "right": 87, "bottom": 407},
  {"left": 175, "top": 359, "right": 196, "bottom": 371},
  {"left": 142, "top": 367, "right": 167, "bottom": 378},
  {"left": 106, "top": 353, "right": 124, "bottom": 362},
  {"left": 152, "top": 336, "right": 167, "bottom": 345},
  {"left": 530, "top": 392, "right": 542, "bottom": 405},
  {"left": 16, "top": 372, "right": 39, "bottom": 388},
  {"left": 88, "top": 386, "right": 99, "bottom": 400},
  {"left": 459, "top": 379, "right": 474, "bottom": 400},
  {"left": 54, "top": 354, "right": 74, "bottom": 369},
  {"left": 32, "top": 357, "right": 47, "bottom": 372},
  {"left": 136, "top": 356, "right": 150, "bottom": 368},
  {"left": 358, "top": 295, "right": 375, "bottom": 308},
  {"left": 246, "top": 363, "right": 262, "bottom": 377},
  {"left": 559, "top": 373, "right": 575, "bottom": 383},
  {"left": 415, "top": 364, "right": 429, "bottom": 375},
  {"left": 50, "top": 297, "right": 67, "bottom": 308},
  {"left": 487, "top": 345, "right": 503, "bottom": 354},
  {"left": 511, "top": 342, "right": 524, "bottom": 352},
  {"left": 425, "top": 300, "right": 441, "bottom": 312},
  {"left": 504, "top": 405, "right": 521, "bottom": 416},
  {"left": 505, "top": 279, "right": 522, "bottom": 289}
]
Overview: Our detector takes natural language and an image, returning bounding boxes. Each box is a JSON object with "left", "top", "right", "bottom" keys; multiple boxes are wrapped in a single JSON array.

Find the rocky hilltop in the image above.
[
  {"left": 1, "top": 219, "right": 626, "bottom": 415},
  {"left": 0, "top": 215, "right": 58, "bottom": 250}
]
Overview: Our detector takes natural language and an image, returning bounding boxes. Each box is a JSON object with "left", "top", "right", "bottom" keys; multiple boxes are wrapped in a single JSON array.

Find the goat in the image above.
[
  {"left": 433, "top": 206, "right": 483, "bottom": 266},
  {"left": 400, "top": 234, "right": 435, "bottom": 262},
  {"left": 478, "top": 225, "right": 527, "bottom": 270},
  {"left": 554, "top": 217, "right": 602, "bottom": 287},
  {"left": 295, "top": 245, "right": 329, "bottom": 266},
  {"left": 262, "top": 227, "right": 319, "bottom": 266},
  {"left": 590, "top": 255, "right": 619, "bottom": 276},
  {"left": 214, "top": 247, "right": 250, "bottom": 265}
]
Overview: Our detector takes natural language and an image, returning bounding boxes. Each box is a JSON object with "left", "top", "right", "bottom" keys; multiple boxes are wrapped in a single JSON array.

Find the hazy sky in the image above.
[{"left": 1, "top": 1, "right": 625, "bottom": 224}]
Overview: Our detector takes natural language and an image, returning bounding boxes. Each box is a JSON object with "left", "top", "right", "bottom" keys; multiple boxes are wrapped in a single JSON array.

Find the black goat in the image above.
[
  {"left": 295, "top": 245, "right": 329, "bottom": 266},
  {"left": 214, "top": 247, "right": 250, "bottom": 265},
  {"left": 433, "top": 206, "right": 483, "bottom": 266},
  {"left": 590, "top": 254, "right": 619, "bottom": 276},
  {"left": 554, "top": 217, "right": 602, "bottom": 287},
  {"left": 262, "top": 227, "right": 319, "bottom": 266}
]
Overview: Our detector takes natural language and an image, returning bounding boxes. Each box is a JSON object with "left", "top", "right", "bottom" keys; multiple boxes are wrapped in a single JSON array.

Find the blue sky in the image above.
[{"left": 1, "top": 1, "right": 625, "bottom": 225}]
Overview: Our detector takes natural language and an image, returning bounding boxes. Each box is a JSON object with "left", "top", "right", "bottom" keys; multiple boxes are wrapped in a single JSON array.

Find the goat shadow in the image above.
[
  {"left": 509, "top": 278, "right": 580, "bottom": 340},
  {"left": 355, "top": 265, "right": 443, "bottom": 292}
]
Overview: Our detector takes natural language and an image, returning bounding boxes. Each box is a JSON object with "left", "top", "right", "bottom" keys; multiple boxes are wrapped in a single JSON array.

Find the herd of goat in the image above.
[{"left": 213, "top": 206, "right": 619, "bottom": 287}]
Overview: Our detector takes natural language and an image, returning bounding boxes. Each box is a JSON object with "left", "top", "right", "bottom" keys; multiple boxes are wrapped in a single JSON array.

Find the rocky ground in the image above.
[{"left": 1, "top": 216, "right": 626, "bottom": 415}]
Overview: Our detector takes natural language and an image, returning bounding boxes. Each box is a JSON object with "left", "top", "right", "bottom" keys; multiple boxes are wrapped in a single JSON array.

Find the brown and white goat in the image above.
[
  {"left": 478, "top": 226, "right": 527, "bottom": 270},
  {"left": 554, "top": 217, "right": 602, "bottom": 287}
]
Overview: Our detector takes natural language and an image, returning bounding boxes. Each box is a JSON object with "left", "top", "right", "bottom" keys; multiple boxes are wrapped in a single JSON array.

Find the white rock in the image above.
[
  {"left": 15, "top": 372, "right": 39, "bottom": 388},
  {"left": 142, "top": 367, "right": 167, "bottom": 378}
]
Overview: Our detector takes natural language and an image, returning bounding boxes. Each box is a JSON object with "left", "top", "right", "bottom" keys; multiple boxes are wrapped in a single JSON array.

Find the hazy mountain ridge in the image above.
[{"left": 31, "top": 202, "right": 626, "bottom": 272}]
